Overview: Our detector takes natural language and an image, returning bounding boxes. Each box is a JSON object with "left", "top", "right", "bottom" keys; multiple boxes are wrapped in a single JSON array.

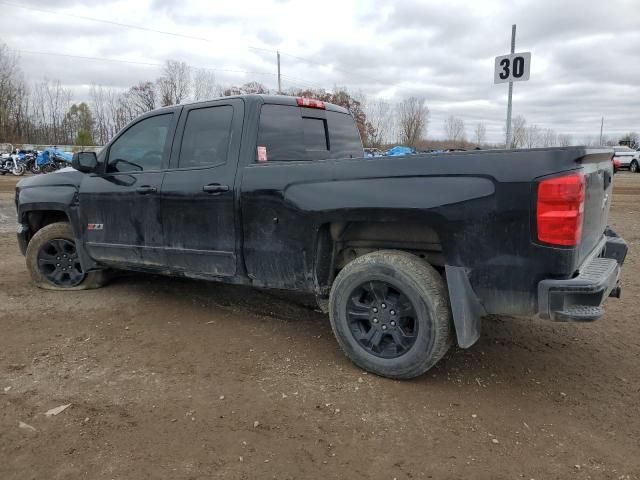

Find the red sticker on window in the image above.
[{"left": 257, "top": 146, "right": 268, "bottom": 162}]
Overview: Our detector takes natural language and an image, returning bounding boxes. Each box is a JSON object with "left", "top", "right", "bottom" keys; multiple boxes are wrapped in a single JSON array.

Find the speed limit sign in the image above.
[{"left": 494, "top": 52, "right": 531, "bottom": 84}]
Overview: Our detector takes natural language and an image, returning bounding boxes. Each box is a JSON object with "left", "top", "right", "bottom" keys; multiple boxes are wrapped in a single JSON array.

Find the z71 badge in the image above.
[{"left": 87, "top": 223, "right": 104, "bottom": 231}]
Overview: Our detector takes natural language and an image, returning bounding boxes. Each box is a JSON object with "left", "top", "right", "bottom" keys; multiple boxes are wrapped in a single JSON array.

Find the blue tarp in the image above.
[
  {"left": 385, "top": 146, "right": 416, "bottom": 156},
  {"left": 36, "top": 148, "right": 73, "bottom": 166}
]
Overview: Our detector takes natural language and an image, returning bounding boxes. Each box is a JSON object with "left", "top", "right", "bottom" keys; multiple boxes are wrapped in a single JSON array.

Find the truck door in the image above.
[
  {"left": 160, "top": 99, "right": 243, "bottom": 276},
  {"left": 78, "top": 111, "right": 177, "bottom": 267}
]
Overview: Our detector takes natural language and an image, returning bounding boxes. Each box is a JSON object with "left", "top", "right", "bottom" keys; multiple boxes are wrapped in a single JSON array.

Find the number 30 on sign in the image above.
[{"left": 494, "top": 52, "right": 531, "bottom": 84}]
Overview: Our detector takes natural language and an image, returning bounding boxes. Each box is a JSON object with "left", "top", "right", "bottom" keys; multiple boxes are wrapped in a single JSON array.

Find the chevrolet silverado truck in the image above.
[{"left": 15, "top": 95, "right": 628, "bottom": 379}]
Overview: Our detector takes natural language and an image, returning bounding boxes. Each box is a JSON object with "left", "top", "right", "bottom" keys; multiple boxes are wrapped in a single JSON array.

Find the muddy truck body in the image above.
[{"left": 15, "top": 95, "right": 627, "bottom": 378}]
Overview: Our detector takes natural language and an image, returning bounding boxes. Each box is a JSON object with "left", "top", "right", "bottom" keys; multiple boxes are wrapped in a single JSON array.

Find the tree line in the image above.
[
  {"left": 0, "top": 43, "right": 636, "bottom": 150},
  {"left": 0, "top": 43, "right": 430, "bottom": 148}
]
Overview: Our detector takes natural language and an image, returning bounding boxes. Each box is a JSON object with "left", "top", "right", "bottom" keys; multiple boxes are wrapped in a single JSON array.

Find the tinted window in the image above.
[
  {"left": 327, "top": 111, "right": 363, "bottom": 159},
  {"left": 107, "top": 114, "right": 172, "bottom": 173},
  {"left": 179, "top": 105, "right": 233, "bottom": 168},
  {"left": 302, "top": 117, "right": 328, "bottom": 150},
  {"left": 257, "top": 104, "right": 363, "bottom": 162},
  {"left": 257, "top": 105, "right": 304, "bottom": 161}
]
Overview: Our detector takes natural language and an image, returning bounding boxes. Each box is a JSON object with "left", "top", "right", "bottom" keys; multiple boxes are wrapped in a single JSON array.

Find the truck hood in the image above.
[{"left": 17, "top": 167, "right": 84, "bottom": 190}]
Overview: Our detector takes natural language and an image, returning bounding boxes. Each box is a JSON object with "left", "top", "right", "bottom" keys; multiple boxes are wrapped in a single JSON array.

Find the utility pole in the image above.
[
  {"left": 505, "top": 24, "right": 516, "bottom": 149},
  {"left": 277, "top": 51, "right": 282, "bottom": 94},
  {"left": 599, "top": 116, "right": 604, "bottom": 145}
]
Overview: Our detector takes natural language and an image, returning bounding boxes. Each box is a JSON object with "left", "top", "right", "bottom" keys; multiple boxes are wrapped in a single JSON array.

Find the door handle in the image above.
[
  {"left": 136, "top": 185, "right": 157, "bottom": 194},
  {"left": 202, "top": 184, "right": 229, "bottom": 194}
]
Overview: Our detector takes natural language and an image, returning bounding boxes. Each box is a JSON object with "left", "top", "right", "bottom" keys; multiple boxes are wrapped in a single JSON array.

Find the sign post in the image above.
[{"left": 494, "top": 24, "right": 531, "bottom": 148}]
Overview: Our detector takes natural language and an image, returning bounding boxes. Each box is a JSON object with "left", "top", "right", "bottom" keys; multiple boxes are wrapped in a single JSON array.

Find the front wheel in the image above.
[
  {"left": 630, "top": 160, "right": 639, "bottom": 173},
  {"left": 329, "top": 250, "right": 453, "bottom": 379},
  {"left": 12, "top": 164, "right": 25, "bottom": 176},
  {"left": 25, "top": 222, "right": 107, "bottom": 290}
]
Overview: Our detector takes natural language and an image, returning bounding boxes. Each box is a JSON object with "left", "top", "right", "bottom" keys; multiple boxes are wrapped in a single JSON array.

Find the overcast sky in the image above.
[{"left": 2, "top": 0, "right": 639, "bottom": 143}]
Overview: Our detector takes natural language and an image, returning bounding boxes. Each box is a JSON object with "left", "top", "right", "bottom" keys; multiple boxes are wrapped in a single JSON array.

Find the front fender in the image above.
[{"left": 17, "top": 186, "right": 97, "bottom": 272}]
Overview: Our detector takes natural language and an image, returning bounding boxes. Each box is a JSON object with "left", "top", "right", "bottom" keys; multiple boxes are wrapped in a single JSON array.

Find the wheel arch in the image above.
[
  {"left": 313, "top": 221, "right": 484, "bottom": 349},
  {"left": 313, "top": 219, "right": 445, "bottom": 294},
  {"left": 18, "top": 204, "right": 97, "bottom": 272}
]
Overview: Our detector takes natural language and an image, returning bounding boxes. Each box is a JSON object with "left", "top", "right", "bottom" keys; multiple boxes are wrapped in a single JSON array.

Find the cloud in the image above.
[{"left": 1, "top": 0, "right": 639, "bottom": 142}]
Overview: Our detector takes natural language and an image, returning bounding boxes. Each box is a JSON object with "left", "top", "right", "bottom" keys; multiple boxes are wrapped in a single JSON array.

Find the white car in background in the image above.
[{"left": 613, "top": 146, "right": 640, "bottom": 172}]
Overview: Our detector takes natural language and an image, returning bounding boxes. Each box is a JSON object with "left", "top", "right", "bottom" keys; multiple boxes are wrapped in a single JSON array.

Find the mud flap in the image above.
[{"left": 445, "top": 265, "right": 485, "bottom": 348}]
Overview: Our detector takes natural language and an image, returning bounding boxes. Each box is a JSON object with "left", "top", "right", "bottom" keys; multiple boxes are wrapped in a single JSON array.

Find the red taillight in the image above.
[
  {"left": 537, "top": 174, "right": 585, "bottom": 246},
  {"left": 296, "top": 97, "right": 325, "bottom": 109}
]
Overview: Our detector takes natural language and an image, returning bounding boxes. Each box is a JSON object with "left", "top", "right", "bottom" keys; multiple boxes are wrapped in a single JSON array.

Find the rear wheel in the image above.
[
  {"left": 26, "top": 222, "right": 106, "bottom": 290},
  {"left": 329, "top": 250, "right": 453, "bottom": 379},
  {"left": 630, "top": 160, "right": 639, "bottom": 173}
]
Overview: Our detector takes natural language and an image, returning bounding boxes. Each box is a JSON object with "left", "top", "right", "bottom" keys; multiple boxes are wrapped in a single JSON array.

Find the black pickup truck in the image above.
[{"left": 15, "top": 94, "right": 627, "bottom": 379}]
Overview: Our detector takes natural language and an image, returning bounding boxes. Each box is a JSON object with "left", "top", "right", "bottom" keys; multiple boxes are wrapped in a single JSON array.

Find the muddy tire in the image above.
[
  {"left": 329, "top": 250, "right": 453, "bottom": 379},
  {"left": 26, "top": 222, "right": 107, "bottom": 290}
]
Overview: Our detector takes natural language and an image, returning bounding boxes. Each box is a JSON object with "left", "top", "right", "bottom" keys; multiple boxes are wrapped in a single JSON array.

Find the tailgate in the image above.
[{"left": 578, "top": 149, "right": 614, "bottom": 264}]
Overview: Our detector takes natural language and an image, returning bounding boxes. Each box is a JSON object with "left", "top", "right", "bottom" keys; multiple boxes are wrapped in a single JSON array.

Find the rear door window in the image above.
[
  {"left": 327, "top": 111, "right": 363, "bottom": 159},
  {"left": 257, "top": 104, "right": 362, "bottom": 162},
  {"left": 179, "top": 105, "right": 233, "bottom": 168},
  {"left": 257, "top": 105, "right": 304, "bottom": 161}
]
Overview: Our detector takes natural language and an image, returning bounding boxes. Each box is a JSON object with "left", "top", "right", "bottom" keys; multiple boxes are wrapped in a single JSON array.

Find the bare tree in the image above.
[
  {"left": 444, "top": 115, "right": 466, "bottom": 146},
  {"left": 511, "top": 115, "right": 527, "bottom": 148},
  {"left": 557, "top": 133, "right": 572, "bottom": 147},
  {"left": 524, "top": 124, "right": 541, "bottom": 148},
  {"left": 542, "top": 128, "right": 557, "bottom": 147},
  {"left": 397, "top": 97, "right": 429, "bottom": 147},
  {"left": 0, "top": 44, "right": 28, "bottom": 142},
  {"left": 222, "top": 81, "right": 269, "bottom": 96},
  {"left": 127, "top": 81, "right": 156, "bottom": 114},
  {"left": 192, "top": 68, "right": 218, "bottom": 101},
  {"left": 363, "top": 99, "right": 392, "bottom": 148},
  {"left": 90, "top": 84, "right": 112, "bottom": 145},
  {"left": 30, "top": 79, "right": 72, "bottom": 144},
  {"left": 619, "top": 132, "right": 639, "bottom": 149},
  {"left": 157, "top": 60, "right": 191, "bottom": 106},
  {"left": 474, "top": 122, "right": 486, "bottom": 146}
]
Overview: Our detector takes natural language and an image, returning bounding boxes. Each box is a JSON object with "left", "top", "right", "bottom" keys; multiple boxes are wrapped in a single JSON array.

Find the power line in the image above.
[
  {"left": 18, "top": 48, "right": 328, "bottom": 91},
  {"left": 2, "top": 1, "right": 248, "bottom": 48},
  {"left": 1, "top": 1, "right": 283, "bottom": 59},
  {"left": 16, "top": 49, "right": 281, "bottom": 79},
  {"left": 4, "top": 0, "right": 416, "bottom": 94},
  {"left": 3, "top": 1, "right": 397, "bottom": 88}
]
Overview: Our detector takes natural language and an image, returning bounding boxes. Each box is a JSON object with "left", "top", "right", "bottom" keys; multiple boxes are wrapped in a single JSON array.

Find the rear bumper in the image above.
[{"left": 538, "top": 230, "right": 627, "bottom": 321}]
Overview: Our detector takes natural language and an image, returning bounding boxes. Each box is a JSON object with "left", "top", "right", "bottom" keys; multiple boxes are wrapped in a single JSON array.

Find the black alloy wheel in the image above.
[
  {"left": 346, "top": 280, "right": 419, "bottom": 359},
  {"left": 36, "top": 238, "right": 85, "bottom": 287}
]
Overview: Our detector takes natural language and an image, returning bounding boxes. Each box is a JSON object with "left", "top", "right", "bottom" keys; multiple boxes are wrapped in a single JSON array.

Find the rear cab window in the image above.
[{"left": 257, "top": 104, "right": 362, "bottom": 162}]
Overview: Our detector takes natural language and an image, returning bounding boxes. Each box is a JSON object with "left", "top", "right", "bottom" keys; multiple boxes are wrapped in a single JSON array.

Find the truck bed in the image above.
[{"left": 240, "top": 147, "right": 614, "bottom": 318}]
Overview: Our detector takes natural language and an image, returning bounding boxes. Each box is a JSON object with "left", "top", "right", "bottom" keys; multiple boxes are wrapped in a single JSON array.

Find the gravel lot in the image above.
[{"left": 1, "top": 173, "right": 638, "bottom": 479}]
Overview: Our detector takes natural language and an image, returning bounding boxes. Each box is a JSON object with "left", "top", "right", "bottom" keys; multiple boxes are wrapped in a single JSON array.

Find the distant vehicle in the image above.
[
  {"left": 612, "top": 146, "right": 640, "bottom": 172},
  {"left": 613, "top": 157, "right": 621, "bottom": 172}
]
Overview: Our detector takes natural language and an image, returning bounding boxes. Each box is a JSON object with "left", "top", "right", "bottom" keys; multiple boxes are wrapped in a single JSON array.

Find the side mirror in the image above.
[{"left": 72, "top": 151, "right": 98, "bottom": 173}]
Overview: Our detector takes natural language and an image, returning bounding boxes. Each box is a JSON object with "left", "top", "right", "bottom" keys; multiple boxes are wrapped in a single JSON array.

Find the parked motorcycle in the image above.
[
  {"left": 0, "top": 153, "right": 26, "bottom": 176},
  {"left": 37, "top": 148, "right": 73, "bottom": 173},
  {"left": 21, "top": 151, "right": 41, "bottom": 174}
]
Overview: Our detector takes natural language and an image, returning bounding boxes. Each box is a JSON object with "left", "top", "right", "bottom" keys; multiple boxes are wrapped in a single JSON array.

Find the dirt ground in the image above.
[{"left": 0, "top": 172, "right": 638, "bottom": 480}]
